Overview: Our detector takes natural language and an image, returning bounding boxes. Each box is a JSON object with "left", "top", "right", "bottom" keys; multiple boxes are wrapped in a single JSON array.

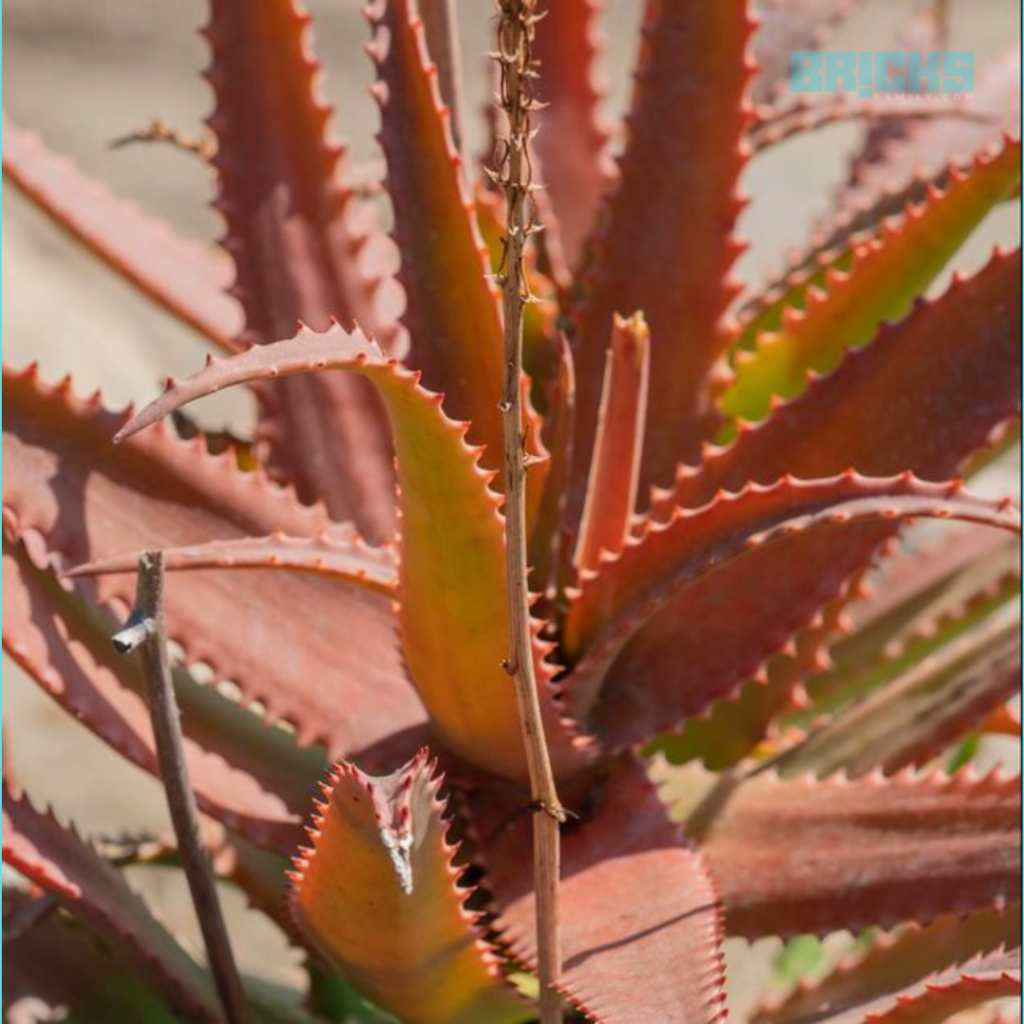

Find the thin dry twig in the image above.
[
  {"left": 113, "top": 552, "right": 249, "bottom": 1024},
  {"left": 493, "top": 3, "right": 566, "bottom": 1022},
  {"left": 109, "top": 118, "right": 215, "bottom": 162}
]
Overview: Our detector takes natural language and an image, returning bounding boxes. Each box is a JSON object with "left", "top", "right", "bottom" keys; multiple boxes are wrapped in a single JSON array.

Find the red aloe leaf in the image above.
[
  {"left": 750, "top": 0, "right": 861, "bottom": 107},
  {"left": 776, "top": 616, "right": 1021, "bottom": 778},
  {"left": 567, "top": 0, "right": 754, "bottom": 517},
  {"left": 723, "top": 137, "right": 1021, "bottom": 422},
  {"left": 205, "top": 0, "right": 399, "bottom": 538},
  {"left": 532, "top": 0, "right": 614, "bottom": 269},
  {"left": 857, "top": 952, "right": 1021, "bottom": 1024},
  {"left": 675, "top": 248, "right": 1022, "bottom": 510},
  {"left": 2, "top": 888, "right": 180, "bottom": 1023},
  {"left": 3, "top": 538, "right": 313, "bottom": 850},
  {"left": 2, "top": 365, "right": 425, "bottom": 761},
  {"left": 1, "top": 116, "right": 243, "bottom": 353},
  {"left": 115, "top": 325, "right": 594, "bottom": 783},
  {"left": 574, "top": 312, "right": 650, "bottom": 573},
  {"left": 690, "top": 769, "right": 1021, "bottom": 939},
  {"left": 822, "top": 47, "right": 1021, "bottom": 253},
  {"left": 367, "top": 0, "right": 505, "bottom": 468},
  {"left": 66, "top": 529, "right": 397, "bottom": 598},
  {"left": 2, "top": 786, "right": 221, "bottom": 1021},
  {"left": 290, "top": 751, "right": 527, "bottom": 1024},
  {"left": 754, "top": 906, "right": 1020, "bottom": 1024},
  {"left": 561, "top": 474, "right": 1018, "bottom": 735},
  {"left": 478, "top": 754, "right": 727, "bottom": 1023}
]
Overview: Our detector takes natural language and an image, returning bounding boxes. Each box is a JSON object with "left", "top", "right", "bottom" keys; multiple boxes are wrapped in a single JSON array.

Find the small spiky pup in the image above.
[{"left": 3, "top": 1, "right": 1021, "bottom": 1021}]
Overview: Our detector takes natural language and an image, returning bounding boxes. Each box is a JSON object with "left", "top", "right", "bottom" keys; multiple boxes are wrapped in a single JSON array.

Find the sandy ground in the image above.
[{"left": 3, "top": 0, "right": 1020, "bottom": 1015}]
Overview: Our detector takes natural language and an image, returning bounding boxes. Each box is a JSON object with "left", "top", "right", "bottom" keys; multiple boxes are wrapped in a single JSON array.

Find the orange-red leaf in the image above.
[
  {"left": 692, "top": 769, "right": 1021, "bottom": 939},
  {"left": 367, "top": 0, "right": 505, "bottom": 468},
  {"left": 567, "top": 0, "right": 754, "bottom": 518},
  {"left": 116, "top": 325, "right": 594, "bottom": 783},
  {"left": 2, "top": 365, "right": 424, "bottom": 762},
  {"left": 479, "top": 755, "right": 727, "bottom": 1022},
  {"left": 205, "top": 0, "right": 399, "bottom": 537},
  {"left": 3, "top": 786, "right": 220, "bottom": 1021},
  {"left": 290, "top": 752, "right": 527, "bottom": 1024},
  {"left": 1, "top": 116, "right": 242, "bottom": 353},
  {"left": 574, "top": 311, "right": 650, "bottom": 572}
]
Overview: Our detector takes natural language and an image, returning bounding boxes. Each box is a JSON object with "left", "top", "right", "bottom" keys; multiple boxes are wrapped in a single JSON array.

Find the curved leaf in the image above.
[
  {"left": 1, "top": 116, "right": 242, "bottom": 352},
  {"left": 674, "top": 247, "right": 1022, "bottom": 509},
  {"left": 566, "top": 0, "right": 754, "bottom": 516},
  {"left": 532, "top": 0, "right": 614, "bottom": 268},
  {"left": 367, "top": 0, "right": 505, "bottom": 467},
  {"left": 290, "top": 751, "right": 527, "bottom": 1024},
  {"left": 2, "top": 365, "right": 424, "bottom": 761},
  {"left": 2, "top": 786, "right": 221, "bottom": 1021},
  {"left": 561, "top": 474, "right": 1018, "bottom": 737},
  {"left": 691, "top": 769, "right": 1021, "bottom": 939},
  {"left": 115, "top": 325, "right": 595, "bottom": 783},
  {"left": 3, "top": 538, "right": 315, "bottom": 850},
  {"left": 723, "top": 136, "right": 1021, "bottom": 422},
  {"left": 478, "top": 754, "right": 727, "bottom": 1023},
  {"left": 754, "top": 906, "right": 1021, "bottom": 1024},
  {"left": 205, "top": 0, "right": 399, "bottom": 537},
  {"left": 66, "top": 530, "right": 397, "bottom": 598}
]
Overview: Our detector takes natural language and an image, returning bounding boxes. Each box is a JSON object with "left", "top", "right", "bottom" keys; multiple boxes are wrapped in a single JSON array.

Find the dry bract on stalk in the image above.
[{"left": 2, "top": 0, "right": 1021, "bottom": 1021}]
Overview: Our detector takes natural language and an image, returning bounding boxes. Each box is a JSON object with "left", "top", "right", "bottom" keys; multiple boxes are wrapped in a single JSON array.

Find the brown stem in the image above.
[
  {"left": 109, "top": 118, "right": 215, "bottom": 162},
  {"left": 113, "top": 552, "right": 250, "bottom": 1024},
  {"left": 494, "top": 4, "right": 565, "bottom": 1022}
]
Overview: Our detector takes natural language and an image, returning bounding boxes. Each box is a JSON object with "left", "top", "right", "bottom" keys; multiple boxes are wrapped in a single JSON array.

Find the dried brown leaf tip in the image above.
[{"left": 4, "top": 1, "right": 1020, "bottom": 1020}]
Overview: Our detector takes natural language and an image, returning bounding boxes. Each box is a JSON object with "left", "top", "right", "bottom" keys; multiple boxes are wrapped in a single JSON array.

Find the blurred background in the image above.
[{"left": 3, "top": 0, "right": 1021, "bottom": 1015}]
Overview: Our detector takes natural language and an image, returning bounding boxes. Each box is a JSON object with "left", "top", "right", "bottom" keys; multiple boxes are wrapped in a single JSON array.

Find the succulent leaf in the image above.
[
  {"left": 691, "top": 769, "right": 1021, "bottom": 939},
  {"left": 567, "top": 0, "right": 754, "bottom": 517},
  {"left": 574, "top": 311, "right": 651, "bottom": 573},
  {"left": 1, "top": 116, "right": 243, "bottom": 353},
  {"left": 66, "top": 529, "right": 398, "bottom": 597},
  {"left": 675, "top": 248, "right": 1022, "bottom": 509},
  {"left": 205, "top": 0, "right": 399, "bottom": 537},
  {"left": 367, "top": 0, "right": 505, "bottom": 469},
  {"left": 775, "top": 616, "right": 1021, "bottom": 778},
  {"left": 754, "top": 906, "right": 1021, "bottom": 1024},
  {"left": 723, "top": 136, "right": 1022, "bottom": 422},
  {"left": 562, "top": 473, "right": 1018, "bottom": 737},
  {"left": 480, "top": 755, "right": 727, "bottom": 1023},
  {"left": 2, "top": 538, "right": 315, "bottom": 849},
  {"left": 115, "top": 325, "right": 595, "bottom": 782},
  {"left": 2, "top": 786, "right": 221, "bottom": 1021},
  {"left": 532, "top": 0, "right": 614, "bottom": 268},
  {"left": 2, "top": 365, "right": 424, "bottom": 761},
  {"left": 290, "top": 751, "right": 528, "bottom": 1024}
]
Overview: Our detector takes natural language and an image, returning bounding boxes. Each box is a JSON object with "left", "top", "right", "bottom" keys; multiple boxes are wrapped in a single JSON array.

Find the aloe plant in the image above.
[{"left": 3, "top": 1, "right": 1021, "bottom": 1021}]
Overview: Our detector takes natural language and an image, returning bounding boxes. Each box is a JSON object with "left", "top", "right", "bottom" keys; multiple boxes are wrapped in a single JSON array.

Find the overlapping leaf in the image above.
[
  {"left": 1, "top": 116, "right": 242, "bottom": 352},
  {"left": 561, "top": 474, "right": 1018, "bottom": 741},
  {"left": 367, "top": 0, "right": 505, "bottom": 467},
  {"left": 755, "top": 906, "right": 1021, "bottom": 1024},
  {"left": 723, "top": 136, "right": 1021, "bottom": 422},
  {"left": 290, "top": 751, "right": 527, "bottom": 1024},
  {"left": 479, "top": 755, "right": 727, "bottom": 1023},
  {"left": 690, "top": 769, "right": 1021, "bottom": 939},
  {"left": 2, "top": 786, "right": 221, "bottom": 1021},
  {"left": 532, "top": 0, "right": 613, "bottom": 268},
  {"left": 2, "top": 365, "right": 425, "bottom": 762},
  {"left": 205, "top": 0, "right": 399, "bottom": 536},
  {"left": 114, "top": 325, "right": 594, "bottom": 783},
  {"left": 567, "top": 0, "right": 754, "bottom": 516}
]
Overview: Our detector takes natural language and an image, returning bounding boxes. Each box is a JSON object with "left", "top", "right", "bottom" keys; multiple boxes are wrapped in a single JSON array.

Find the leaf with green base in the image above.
[
  {"left": 722, "top": 136, "right": 1021, "bottom": 422},
  {"left": 115, "top": 324, "right": 595, "bottom": 783},
  {"left": 290, "top": 751, "right": 529, "bottom": 1024}
]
